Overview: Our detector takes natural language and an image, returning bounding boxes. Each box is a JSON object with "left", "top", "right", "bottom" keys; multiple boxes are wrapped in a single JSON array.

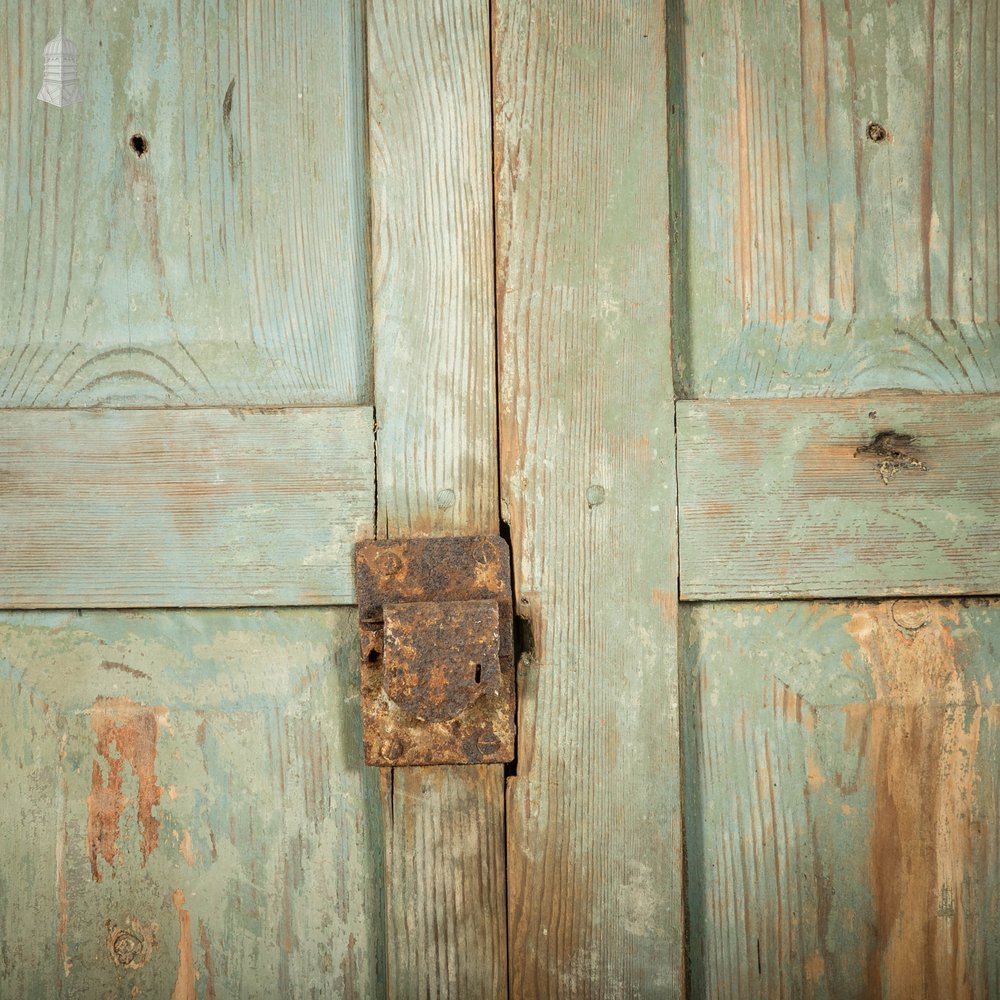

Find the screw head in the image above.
[
  {"left": 381, "top": 738, "right": 404, "bottom": 762},
  {"left": 476, "top": 732, "right": 501, "bottom": 757},
  {"left": 892, "top": 600, "right": 929, "bottom": 631}
]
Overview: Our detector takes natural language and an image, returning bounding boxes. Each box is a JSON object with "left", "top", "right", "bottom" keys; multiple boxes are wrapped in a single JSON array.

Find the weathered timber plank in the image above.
[
  {"left": 0, "top": 0, "right": 369, "bottom": 406},
  {"left": 684, "top": 599, "right": 1000, "bottom": 999},
  {"left": 669, "top": 0, "right": 1000, "bottom": 398},
  {"left": 0, "top": 608, "right": 385, "bottom": 998},
  {"left": 0, "top": 407, "right": 374, "bottom": 607},
  {"left": 677, "top": 395, "right": 1000, "bottom": 600},
  {"left": 494, "top": 4, "right": 683, "bottom": 996},
  {"left": 367, "top": 1, "right": 507, "bottom": 996}
]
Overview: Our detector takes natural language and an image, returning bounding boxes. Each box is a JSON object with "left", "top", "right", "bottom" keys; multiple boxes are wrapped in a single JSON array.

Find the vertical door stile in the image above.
[
  {"left": 494, "top": 4, "right": 684, "bottom": 997},
  {"left": 365, "top": 2, "right": 508, "bottom": 997}
]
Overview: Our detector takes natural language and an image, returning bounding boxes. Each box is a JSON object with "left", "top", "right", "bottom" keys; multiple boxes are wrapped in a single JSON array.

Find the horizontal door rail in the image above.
[
  {"left": 677, "top": 394, "right": 1000, "bottom": 600},
  {"left": 0, "top": 406, "right": 374, "bottom": 608}
]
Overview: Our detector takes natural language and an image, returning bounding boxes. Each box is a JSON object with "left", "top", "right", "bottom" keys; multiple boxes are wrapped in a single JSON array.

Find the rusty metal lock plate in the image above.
[{"left": 355, "top": 535, "right": 515, "bottom": 766}]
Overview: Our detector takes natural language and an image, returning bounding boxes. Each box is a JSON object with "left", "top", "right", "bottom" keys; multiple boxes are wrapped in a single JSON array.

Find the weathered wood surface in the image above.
[
  {"left": 0, "top": 407, "right": 374, "bottom": 607},
  {"left": 669, "top": 0, "right": 1000, "bottom": 398},
  {"left": 684, "top": 599, "right": 1000, "bottom": 999},
  {"left": 0, "top": 0, "right": 369, "bottom": 407},
  {"left": 677, "top": 395, "right": 1000, "bottom": 600},
  {"left": 494, "top": 3, "right": 682, "bottom": 996},
  {"left": 0, "top": 608, "right": 385, "bottom": 998},
  {"left": 367, "top": 1, "right": 507, "bottom": 996}
]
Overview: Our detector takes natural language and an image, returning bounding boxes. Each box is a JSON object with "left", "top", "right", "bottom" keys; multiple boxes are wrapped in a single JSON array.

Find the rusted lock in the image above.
[{"left": 355, "top": 535, "right": 515, "bottom": 766}]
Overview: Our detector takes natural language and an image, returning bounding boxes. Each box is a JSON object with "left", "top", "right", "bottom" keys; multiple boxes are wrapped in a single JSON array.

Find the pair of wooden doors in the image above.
[{"left": 3, "top": 0, "right": 1000, "bottom": 998}]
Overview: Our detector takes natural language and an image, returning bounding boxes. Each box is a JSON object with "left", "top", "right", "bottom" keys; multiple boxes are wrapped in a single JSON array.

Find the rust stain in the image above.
[
  {"left": 170, "top": 890, "right": 197, "bottom": 1000},
  {"left": 99, "top": 659, "right": 151, "bottom": 680},
  {"left": 846, "top": 603, "right": 978, "bottom": 999},
  {"left": 86, "top": 697, "right": 164, "bottom": 882}
]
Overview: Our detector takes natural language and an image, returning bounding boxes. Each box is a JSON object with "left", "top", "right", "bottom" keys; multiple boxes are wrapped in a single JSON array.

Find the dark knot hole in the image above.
[{"left": 130, "top": 133, "right": 149, "bottom": 157}]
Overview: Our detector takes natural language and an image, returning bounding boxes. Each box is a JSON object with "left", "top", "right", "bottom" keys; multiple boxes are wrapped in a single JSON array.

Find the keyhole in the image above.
[
  {"left": 130, "top": 133, "right": 148, "bottom": 157},
  {"left": 474, "top": 663, "right": 482, "bottom": 684}
]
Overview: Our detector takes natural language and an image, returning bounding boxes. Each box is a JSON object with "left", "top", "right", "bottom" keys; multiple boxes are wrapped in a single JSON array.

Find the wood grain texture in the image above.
[
  {"left": 669, "top": 0, "right": 1000, "bottom": 398},
  {"left": 0, "top": 0, "right": 370, "bottom": 407},
  {"left": 0, "top": 406, "right": 374, "bottom": 607},
  {"left": 367, "top": 2, "right": 507, "bottom": 996},
  {"left": 684, "top": 599, "right": 1000, "bottom": 999},
  {"left": 677, "top": 395, "right": 1000, "bottom": 600},
  {"left": 494, "top": 4, "right": 682, "bottom": 996},
  {"left": 0, "top": 608, "right": 385, "bottom": 998}
]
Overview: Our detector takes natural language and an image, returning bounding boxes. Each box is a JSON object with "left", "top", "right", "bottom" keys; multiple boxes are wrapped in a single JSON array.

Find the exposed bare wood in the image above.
[
  {"left": 684, "top": 599, "right": 1000, "bottom": 999},
  {"left": 494, "top": 3, "right": 683, "bottom": 996},
  {"left": 0, "top": 608, "right": 385, "bottom": 997},
  {"left": 0, "top": 407, "right": 374, "bottom": 607},
  {"left": 366, "top": 0, "right": 506, "bottom": 995},
  {"left": 0, "top": 0, "right": 370, "bottom": 407},
  {"left": 677, "top": 395, "right": 1000, "bottom": 600}
]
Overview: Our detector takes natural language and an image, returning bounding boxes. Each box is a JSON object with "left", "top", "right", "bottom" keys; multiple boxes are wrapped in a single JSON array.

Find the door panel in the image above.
[
  {"left": 0, "top": 0, "right": 370, "bottom": 407},
  {"left": 1, "top": 608, "right": 385, "bottom": 997},
  {"left": 670, "top": 0, "right": 1000, "bottom": 399},
  {"left": 684, "top": 599, "right": 1000, "bottom": 999},
  {"left": 493, "top": 4, "right": 682, "bottom": 996},
  {"left": 367, "top": 2, "right": 508, "bottom": 995}
]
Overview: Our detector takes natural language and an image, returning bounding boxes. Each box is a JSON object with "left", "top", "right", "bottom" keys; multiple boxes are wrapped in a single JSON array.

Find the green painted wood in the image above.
[
  {"left": 683, "top": 599, "right": 1000, "bottom": 999},
  {"left": 0, "top": 608, "right": 385, "bottom": 998},
  {"left": 0, "top": 0, "right": 370, "bottom": 407},
  {"left": 494, "top": 3, "right": 683, "bottom": 996},
  {"left": 669, "top": 0, "right": 1000, "bottom": 398},
  {"left": 677, "top": 395, "right": 1000, "bottom": 600},
  {"left": 0, "top": 406, "right": 375, "bottom": 607},
  {"left": 366, "top": 1, "right": 507, "bottom": 996}
]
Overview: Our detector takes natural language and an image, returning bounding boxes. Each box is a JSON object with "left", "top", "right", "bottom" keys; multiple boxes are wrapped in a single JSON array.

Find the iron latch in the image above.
[{"left": 355, "top": 535, "right": 515, "bottom": 766}]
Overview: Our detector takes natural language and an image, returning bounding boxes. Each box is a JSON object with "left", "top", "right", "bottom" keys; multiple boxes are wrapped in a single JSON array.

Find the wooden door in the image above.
[
  {"left": 671, "top": 0, "right": 1000, "bottom": 997},
  {"left": 8, "top": 1, "right": 995, "bottom": 998},
  {"left": 1, "top": 1, "right": 514, "bottom": 996},
  {"left": 0, "top": 2, "right": 386, "bottom": 996}
]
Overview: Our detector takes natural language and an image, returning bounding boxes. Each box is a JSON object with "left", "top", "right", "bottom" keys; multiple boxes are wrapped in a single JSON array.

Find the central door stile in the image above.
[
  {"left": 366, "top": 1, "right": 509, "bottom": 997},
  {"left": 493, "top": 4, "right": 684, "bottom": 998}
]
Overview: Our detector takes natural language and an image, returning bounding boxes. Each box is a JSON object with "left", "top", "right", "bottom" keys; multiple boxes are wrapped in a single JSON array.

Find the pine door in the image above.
[
  {"left": 2, "top": 1, "right": 510, "bottom": 997},
  {"left": 672, "top": 0, "right": 1000, "bottom": 997}
]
